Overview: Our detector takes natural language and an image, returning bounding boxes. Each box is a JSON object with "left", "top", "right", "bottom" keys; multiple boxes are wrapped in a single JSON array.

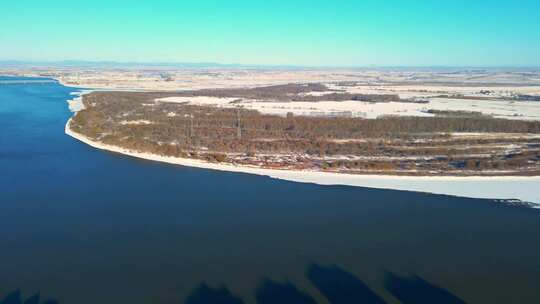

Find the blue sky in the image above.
[{"left": 1, "top": 0, "right": 539, "bottom": 66}]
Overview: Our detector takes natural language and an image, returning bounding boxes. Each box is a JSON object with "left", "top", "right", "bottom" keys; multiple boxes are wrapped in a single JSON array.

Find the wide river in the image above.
[{"left": 1, "top": 77, "right": 539, "bottom": 304}]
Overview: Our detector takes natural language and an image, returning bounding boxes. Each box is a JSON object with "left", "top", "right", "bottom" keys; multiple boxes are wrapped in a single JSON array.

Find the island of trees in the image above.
[{"left": 69, "top": 84, "right": 540, "bottom": 176}]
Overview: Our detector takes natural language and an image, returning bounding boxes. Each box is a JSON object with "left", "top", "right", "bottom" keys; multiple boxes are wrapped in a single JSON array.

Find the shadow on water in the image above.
[
  {"left": 254, "top": 278, "right": 317, "bottom": 304},
  {"left": 0, "top": 290, "right": 58, "bottom": 304},
  {"left": 2, "top": 268, "right": 470, "bottom": 304},
  {"left": 306, "top": 263, "right": 387, "bottom": 304},
  {"left": 384, "top": 272, "right": 467, "bottom": 304},
  {"left": 181, "top": 264, "right": 468, "bottom": 304},
  {"left": 184, "top": 283, "right": 244, "bottom": 304}
]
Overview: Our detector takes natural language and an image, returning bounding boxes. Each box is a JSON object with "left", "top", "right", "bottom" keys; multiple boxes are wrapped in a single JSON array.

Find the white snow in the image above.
[
  {"left": 157, "top": 96, "right": 540, "bottom": 120},
  {"left": 119, "top": 120, "right": 152, "bottom": 125}
]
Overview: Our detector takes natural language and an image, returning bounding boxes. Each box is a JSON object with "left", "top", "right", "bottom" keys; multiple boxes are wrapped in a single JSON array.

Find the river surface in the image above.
[{"left": 1, "top": 77, "right": 539, "bottom": 304}]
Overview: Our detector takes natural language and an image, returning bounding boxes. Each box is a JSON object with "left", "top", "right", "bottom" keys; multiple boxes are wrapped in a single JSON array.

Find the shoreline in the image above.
[{"left": 65, "top": 118, "right": 540, "bottom": 205}]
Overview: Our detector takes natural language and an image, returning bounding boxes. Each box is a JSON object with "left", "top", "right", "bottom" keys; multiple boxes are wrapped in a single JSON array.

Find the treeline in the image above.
[
  {"left": 184, "top": 83, "right": 331, "bottom": 101},
  {"left": 172, "top": 83, "right": 410, "bottom": 103},
  {"left": 514, "top": 94, "right": 540, "bottom": 101},
  {"left": 76, "top": 91, "right": 540, "bottom": 148},
  {"left": 81, "top": 91, "right": 540, "bottom": 138}
]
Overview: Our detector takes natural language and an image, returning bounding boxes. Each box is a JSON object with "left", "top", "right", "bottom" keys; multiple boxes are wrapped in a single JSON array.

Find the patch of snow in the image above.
[{"left": 119, "top": 120, "right": 152, "bottom": 125}]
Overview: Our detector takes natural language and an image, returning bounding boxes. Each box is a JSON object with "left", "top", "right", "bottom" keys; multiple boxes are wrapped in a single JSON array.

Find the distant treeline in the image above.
[
  {"left": 514, "top": 94, "right": 540, "bottom": 101},
  {"left": 171, "top": 83, "right": 413, "bottom": 103}
]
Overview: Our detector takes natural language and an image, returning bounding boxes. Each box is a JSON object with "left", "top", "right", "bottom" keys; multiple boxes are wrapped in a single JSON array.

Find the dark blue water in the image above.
[{"left": 1, "top": 77, "right": 539, "bottom": 304}]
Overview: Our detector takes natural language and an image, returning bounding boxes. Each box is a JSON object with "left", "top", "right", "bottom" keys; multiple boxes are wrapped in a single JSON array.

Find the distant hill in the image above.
[{"left": 0, "top": 60, "right": 303, "bottom": 70}]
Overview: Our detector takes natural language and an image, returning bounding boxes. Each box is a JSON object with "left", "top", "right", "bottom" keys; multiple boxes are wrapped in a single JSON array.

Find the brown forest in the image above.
[{"left": 69, "top": 86, "right": 540, "bottom": 176}]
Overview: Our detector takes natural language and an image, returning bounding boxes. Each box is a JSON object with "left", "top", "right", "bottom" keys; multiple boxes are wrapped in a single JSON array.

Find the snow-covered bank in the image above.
[
  {"left": 66, "top": 90, "right": 92, "bottom": 112},
  {"left": 65, "top": 119, "right": 540, "bottom": 204}
]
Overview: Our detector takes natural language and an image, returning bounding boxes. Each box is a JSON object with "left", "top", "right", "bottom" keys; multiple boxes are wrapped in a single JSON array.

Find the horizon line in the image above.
[{"left": 0, "top": 59, "right": 539, "bottom": 70}]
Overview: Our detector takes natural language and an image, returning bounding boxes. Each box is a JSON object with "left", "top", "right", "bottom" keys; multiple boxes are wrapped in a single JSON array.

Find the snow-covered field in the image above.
[
  {"left": 6, "top": 67, "right": 540, "bottom": 92},
  {"left": 157, "top": 96, "right": 540, "bottom": 120},
  {"left": 328, "top": 83, "right": 540, "bottom": 99}
]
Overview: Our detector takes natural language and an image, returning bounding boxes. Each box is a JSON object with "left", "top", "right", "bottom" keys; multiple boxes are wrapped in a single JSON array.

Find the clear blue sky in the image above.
[{"left": 1, "top": 0, "right": 539, "bottom": 66}]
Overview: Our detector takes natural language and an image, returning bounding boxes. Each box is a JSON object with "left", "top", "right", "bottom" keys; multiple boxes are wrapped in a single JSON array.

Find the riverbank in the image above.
[{"left": 65, "top": 117, "right": 540, "bottom": 205}]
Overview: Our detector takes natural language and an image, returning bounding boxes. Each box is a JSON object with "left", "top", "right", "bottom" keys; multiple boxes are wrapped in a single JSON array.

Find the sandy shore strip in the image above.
[{"left": 65, "top": 118, "right": 540, "bottom": 204}]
